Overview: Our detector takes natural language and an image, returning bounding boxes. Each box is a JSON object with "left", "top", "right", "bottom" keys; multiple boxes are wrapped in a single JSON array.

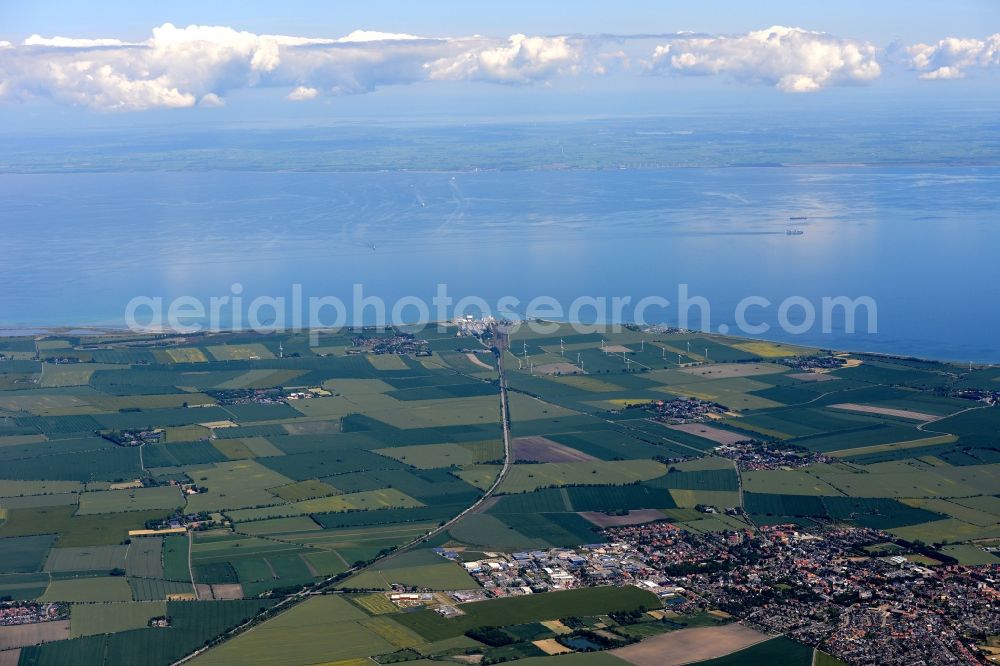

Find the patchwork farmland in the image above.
[{"left": 1, "top": 325, "right": 998, "bottom": 666}]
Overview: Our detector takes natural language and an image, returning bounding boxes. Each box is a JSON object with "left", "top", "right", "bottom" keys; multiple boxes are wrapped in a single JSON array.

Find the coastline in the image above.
[{"left": 1, "top": 320, "right": 992, "bottom": 369}]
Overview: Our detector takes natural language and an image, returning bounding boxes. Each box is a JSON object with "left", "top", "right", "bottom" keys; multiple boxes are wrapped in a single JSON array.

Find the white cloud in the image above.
[
  {"left": 0, "top": 23, "right": 593, "bottom": 111},
  {"left": 22, "top": 35, "right": 134, "bottom": 48},
  {"left": 651, "top": 25, "right": 881, "bottom": 92},
  {"left": 337, "top": 30, "right": 423, "bottom": 43},
  {"left": 919, "top": 66, "right": 964, "bottom": 80},
  {"left": 905, "top": 34, "right": 1000, "bottom": 80},
  {"left": 426, "top": 34, "right": 581, "bottom": 83},
  {"left": 286, "top": 85, "right": 318, "bottom": 101},
  {"left": 198, "top": 92, "right": 225, "bottom": 107}
]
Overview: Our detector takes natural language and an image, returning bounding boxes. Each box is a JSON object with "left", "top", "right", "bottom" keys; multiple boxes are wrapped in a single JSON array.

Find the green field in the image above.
[
  {"left": 490, "top": 484, "right": 675, "bottom": 514},
  {"left": 498, "top": 460, "right": 668, "bottom": 493},
  {"left": 301, "top": 550, "right": 350, "bottom": 576},
  {"left": 77, "top": 486, "right": 184, "bottom": 515},
  {"left": 808, "top": 461, "right": 990, "bottom": 498},
  {"left": 185, "top": 460, "right": 296, "bottom": 513},
  {"left": 813, "top": 651, "right": 850, "bottom": 666},
  {"left": 0, "top": 506, "right": 171, "bottom": 547},
  {"left": 125, "top": 536, "right": 165, "bottom": 578},
  {"left": 686, "top": 636, "right": 813, "bottom": 665},
  {"left": 234, "top": 515, "right": 322, "bottom": 536},
  {"left": 40, "top": 576, "right": 134, "bottom": 602},
  {"left": 0, "top": 534, "right": 57, "bottom": 573},
  {"left": 449, "top": 512, "right": 554, "bottom": 550},
  {"left": 375, "top": 441, "right": 501, "bottom": 468},
  {"left": 889, "top": 518, "right": 1000, "bottom": 543},
  {"left": 0, "top": 492, "right": 81, "bottom": 509},
  {"left": 44, "top": 544, "right": 128, "bottom": 572},
  {"left": 669, "top": 489, "right": 740, "bottom": 509},
  {"left": 71, "top": 601, "right": 168, "bottom": 637},
  {"left": 0, "top": 480, "right": 85, "bottom": 496},
  {"left": 0, "top": 571, "right": 50, "bottom": 600},
  {"left": 128, "top": 576, "right": 195, "bottom": 600},
  {"left": 394, "top": 586, "right": 659, "bottom": 641},
  {"left": 190, "top": 595, "right": 396, "bottom": 666},
  {"left": 338, "top": 549, "right": 478, "bottom": 590},
  {"left": 938, "top": 544, "right": 1000, "bottom": 565},
  {"left": 283, "top": 521, "right": 437, "bottom": 565},
  {"left": 162, "top": 535, "right": 192, "bottom": 582},
  {"left": 742, "top": 470, "right": 842, "bottom": 496},
  {"left": 297, "top": 488, "right": 423, "bottom": 513},
  {"left": 268, "top": 479, "right": 341, "bottom": 502},
  {"left": 191, "top": 533, "right": 305, "bottom": 566}
]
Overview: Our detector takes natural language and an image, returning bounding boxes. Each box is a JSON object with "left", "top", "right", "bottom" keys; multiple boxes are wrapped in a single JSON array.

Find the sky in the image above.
[{"left": 0, "top": 1, "right": 998, "bottom": 127}]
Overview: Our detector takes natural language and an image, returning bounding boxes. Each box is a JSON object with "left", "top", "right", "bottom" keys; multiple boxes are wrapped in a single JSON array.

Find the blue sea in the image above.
[{"left": 1, "top": 167, "right": 998, "bottom": 362}]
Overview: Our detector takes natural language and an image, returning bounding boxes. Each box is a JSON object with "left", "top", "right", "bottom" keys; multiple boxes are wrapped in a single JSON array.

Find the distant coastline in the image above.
[{"left": 1, "top": 321, "right": 990, "bottom": 369}]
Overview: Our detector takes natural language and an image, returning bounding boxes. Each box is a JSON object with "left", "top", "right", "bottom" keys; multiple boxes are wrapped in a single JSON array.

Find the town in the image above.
[
  {"left": 371, "top": 520, "right": 1000, "bottom": 665},
  {"left": 605, "top": 522, "right": 1000, "bottom": 665},
  {"left": 711, "top": 438, "right": 833, "bottom": 470},
  {"left": 952, "top": 388, "right": 1000, "bottom": 407},
  {"left": 643, "top": 397, "right": 729, "bottom": 423},
  {"left": 442, "top": 543, "right": 649, "bottom": 598},
  {"left": 454, "top": 314, "right": 503, "bottom": 340},
  {"left": 0, "top": 601, "right": 67, "bottom": 627},
  {"left": 347, "top": 331, "right": 431, "bottom": 356}
]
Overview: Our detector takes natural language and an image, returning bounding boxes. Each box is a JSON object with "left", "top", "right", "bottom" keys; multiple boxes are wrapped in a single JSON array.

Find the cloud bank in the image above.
[
  {"left": 0, "top": 23, "right": 994, "bottom": 111},
  {"left": 650, "top": 25, "right": 880, "bottom": 92},
  {"left": 904, "top": 33, "right": 1000, "bottom": 79},
  {"left": 0, "top": 23, "right": 588, "bottom": 111}
]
